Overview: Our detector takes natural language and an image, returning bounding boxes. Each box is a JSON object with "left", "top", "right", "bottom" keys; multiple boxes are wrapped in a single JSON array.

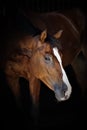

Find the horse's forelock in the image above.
[
  {"left": 34, "top": 32, "right": 62, "bottom": 51},
  {"left": 44, "top": 33, "right": 62, "bottom": 50}
]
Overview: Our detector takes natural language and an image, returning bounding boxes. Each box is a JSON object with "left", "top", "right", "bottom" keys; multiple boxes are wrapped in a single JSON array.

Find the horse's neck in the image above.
[
  {"left": 60, "top": 9, "right": 85, "bottom": 34},
  {"left": 57, "top": 13, "right": 79, "bottom": 36}
]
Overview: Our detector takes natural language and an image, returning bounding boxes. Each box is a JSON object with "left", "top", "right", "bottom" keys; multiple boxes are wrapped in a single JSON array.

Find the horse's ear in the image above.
[
  {"left": 54, "top": 30, "right": 63, "bottom": 39},
  {"left": 40, "top": 29, "right": 47, "bottom": 43}
]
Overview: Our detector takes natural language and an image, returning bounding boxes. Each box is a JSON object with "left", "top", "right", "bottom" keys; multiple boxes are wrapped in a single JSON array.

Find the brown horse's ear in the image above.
[
  {"left": 54, "top": 30, "right": 63, "bottom": 39},
  {"left": 40, "top": 29, "right": 47, "bottom": 43}
]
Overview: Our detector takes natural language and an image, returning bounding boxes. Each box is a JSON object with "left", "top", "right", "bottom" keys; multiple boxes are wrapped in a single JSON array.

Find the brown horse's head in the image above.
[{"left": 21, "top": 30, "right": 72, "bottom": 101}]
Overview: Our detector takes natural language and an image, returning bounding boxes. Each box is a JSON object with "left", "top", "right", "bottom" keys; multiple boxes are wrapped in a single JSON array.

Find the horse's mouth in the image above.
[
  {"left": 54, "top": 92, "right": 69, "bottom": 102},
  {"left": 41, "top": 78, "right": 71, "bottom": 101},
  {"left": 53, "top": 83, "right": 71, "bottom": 102}
]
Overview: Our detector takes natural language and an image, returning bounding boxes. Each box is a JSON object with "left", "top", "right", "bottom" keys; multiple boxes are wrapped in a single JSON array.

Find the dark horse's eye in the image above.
[{"left": 44, "top": 54, "right": 52, "bottom": 64}]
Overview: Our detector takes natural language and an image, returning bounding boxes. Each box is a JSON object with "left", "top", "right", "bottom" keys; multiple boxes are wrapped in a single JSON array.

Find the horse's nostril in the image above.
[
  {"left": 64, "top": 94, "right": 68, "bottom": 99},
  {"left": 62, "top": 82, "right": 68, "bottom": 92}
]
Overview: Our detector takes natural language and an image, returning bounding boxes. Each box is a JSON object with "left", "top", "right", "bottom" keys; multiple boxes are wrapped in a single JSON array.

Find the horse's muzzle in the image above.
[{"left": 54, "top": 82, "right": 71, "bottom": 101}]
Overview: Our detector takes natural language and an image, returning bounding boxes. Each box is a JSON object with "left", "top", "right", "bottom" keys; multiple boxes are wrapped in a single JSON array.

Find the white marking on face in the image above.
[{"left": 53, "top": 47, "right": 72, "bottom": 100}]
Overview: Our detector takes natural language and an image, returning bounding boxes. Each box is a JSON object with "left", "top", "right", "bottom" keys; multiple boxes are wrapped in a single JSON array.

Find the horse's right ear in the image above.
[
  {"left": 54, "top": 30, "right": 63, "bottom": 39},
  {"left": 40, "top": 29, "right": 47, "bottom": 43}
]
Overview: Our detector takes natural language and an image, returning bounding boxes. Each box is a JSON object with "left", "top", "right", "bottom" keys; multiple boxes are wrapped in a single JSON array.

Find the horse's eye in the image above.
[{"left": 44, "top": 54, "right": 52, "bottom": 63}]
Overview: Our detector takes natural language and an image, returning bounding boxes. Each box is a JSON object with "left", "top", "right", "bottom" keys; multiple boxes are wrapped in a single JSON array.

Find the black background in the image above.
[{"left": 0, "top": 0, "right": 87, "bottom": 129}]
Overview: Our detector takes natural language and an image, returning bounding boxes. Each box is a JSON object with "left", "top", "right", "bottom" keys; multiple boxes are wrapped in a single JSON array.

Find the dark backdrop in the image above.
[{"left": 0, "top": 0, "right": 86, "bottom": 129}]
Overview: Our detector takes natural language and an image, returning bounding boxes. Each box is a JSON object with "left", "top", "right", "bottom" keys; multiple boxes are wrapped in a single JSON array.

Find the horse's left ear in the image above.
[
  {"left": 40, "top": 29, "right": 47, "bottom": 43},
  {"left": 54, "top": 30, "right": 63, "bottom": 39}
]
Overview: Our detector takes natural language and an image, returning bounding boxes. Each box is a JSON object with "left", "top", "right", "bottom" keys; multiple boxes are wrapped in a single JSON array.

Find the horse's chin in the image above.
[
  {"left": 54, "top": 88, "right": 71, "bottom": 102},
  {"left": 55, "top": 92, "right": 69, "bottom": 102}
]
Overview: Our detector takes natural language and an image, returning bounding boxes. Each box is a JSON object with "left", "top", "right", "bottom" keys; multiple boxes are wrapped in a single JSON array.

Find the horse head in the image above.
[{"left": 20, "top": 29, "right": 72, "bottom": 102}]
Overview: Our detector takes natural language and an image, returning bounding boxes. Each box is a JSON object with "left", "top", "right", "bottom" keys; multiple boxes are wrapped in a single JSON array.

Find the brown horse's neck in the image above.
[{"left": 57, "top": 13, "right": 80, "bottom": 37}]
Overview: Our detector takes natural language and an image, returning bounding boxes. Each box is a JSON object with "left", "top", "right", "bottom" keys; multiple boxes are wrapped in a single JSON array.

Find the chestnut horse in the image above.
[
  {"left": 22, "top": 8, "right": 87, "bottom": 93},
  {"left": 0, "top": 27, "right": 72, "bottom": 123}
]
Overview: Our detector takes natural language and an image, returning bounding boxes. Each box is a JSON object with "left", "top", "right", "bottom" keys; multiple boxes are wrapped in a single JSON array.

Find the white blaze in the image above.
[{"left": 53, "top": 47, "right": 72, "bottom": 99}]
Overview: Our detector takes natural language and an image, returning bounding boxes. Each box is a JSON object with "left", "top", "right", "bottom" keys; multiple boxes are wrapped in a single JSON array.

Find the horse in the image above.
[
  {"left": 0, "top": 23, "right": 72, "bottom": 124},
  {"left": 21, "top": 8, "right": 87, "bottom": 94}
]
